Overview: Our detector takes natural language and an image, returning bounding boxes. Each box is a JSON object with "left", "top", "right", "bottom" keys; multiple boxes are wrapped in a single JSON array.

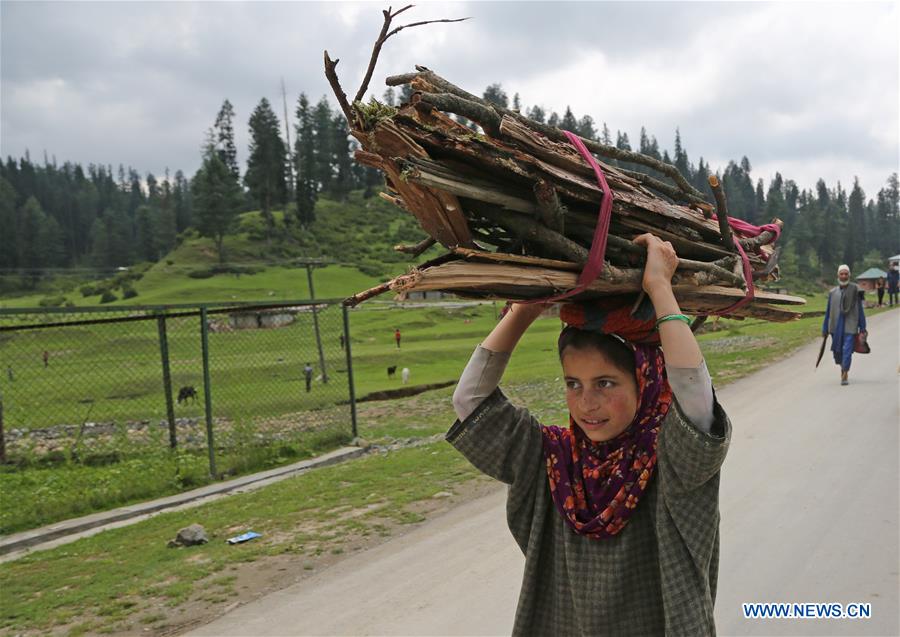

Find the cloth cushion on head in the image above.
[{"left": 559, "top": 294, "right": 660, "bottom": 344}]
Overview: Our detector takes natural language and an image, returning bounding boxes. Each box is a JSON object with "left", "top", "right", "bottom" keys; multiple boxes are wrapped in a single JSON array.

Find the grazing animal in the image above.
[
  {"left": 401, "top": 367, "right": 410, "bottom": 384},
  {"left": 387, "top": 365, "right": 397, "bottom": 378},
  {"left": 177, "top": 385, "right": 198, "bottom": 405}
]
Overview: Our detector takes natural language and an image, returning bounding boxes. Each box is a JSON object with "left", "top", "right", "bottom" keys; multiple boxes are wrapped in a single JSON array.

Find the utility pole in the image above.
[
  {"left": 306, "top": 264, "right": 328, "bottom": 383},
  {"left": 281, "top": 77, "right": 296, "bottom": 204}
]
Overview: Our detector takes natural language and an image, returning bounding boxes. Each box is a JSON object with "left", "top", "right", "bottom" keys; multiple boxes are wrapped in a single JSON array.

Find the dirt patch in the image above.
[
  {"left": 355, "top": 381, "right": 456, "bottom": 403},
  {"left": 97, "top": 476, "right": 500, "bottom": 637}
]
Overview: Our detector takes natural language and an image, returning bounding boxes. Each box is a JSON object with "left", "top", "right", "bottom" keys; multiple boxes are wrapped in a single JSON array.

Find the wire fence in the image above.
[{"left": 0, "top": 301, "right": 357, "bottom": 476}]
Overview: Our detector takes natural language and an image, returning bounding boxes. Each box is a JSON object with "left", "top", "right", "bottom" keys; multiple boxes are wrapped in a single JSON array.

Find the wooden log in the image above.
[
  {"left": 708, "top": 175, "right": 735, "bottom": 251},
  {"left": 384, "top": 260, "right": 803, "bottom": 319}
]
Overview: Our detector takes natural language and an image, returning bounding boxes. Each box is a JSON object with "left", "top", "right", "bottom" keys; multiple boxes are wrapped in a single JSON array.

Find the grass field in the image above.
[{"left": 1, "top": 291, "right": 856, "bottom": 535}]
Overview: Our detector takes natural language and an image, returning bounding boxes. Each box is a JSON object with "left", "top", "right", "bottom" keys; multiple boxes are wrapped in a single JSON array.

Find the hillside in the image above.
[{"left": 0, "top": 190, "right": 442, "bottom": 309}]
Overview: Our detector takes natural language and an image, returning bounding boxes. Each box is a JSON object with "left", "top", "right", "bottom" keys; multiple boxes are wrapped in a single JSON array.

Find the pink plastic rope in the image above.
[
  {"left": 520, "top": 131, "right": 613, "bottom": 304},
  {"left": 708, "top": 216, "right": 780, "bottom": 315}
]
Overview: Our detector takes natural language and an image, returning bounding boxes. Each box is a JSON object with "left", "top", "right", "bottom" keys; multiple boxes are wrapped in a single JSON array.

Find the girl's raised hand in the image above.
[{"left": 633, "top": 233, "right": 678, "bottom": 296}]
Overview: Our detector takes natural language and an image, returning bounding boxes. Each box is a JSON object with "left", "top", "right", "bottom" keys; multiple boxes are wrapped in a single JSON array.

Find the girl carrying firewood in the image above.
[{"left": 448, "top": 233, "right": 730, "bottom": 636}]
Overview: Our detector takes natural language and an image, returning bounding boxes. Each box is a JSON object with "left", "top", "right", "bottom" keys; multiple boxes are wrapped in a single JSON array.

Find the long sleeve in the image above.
[
  {"left": 823, "top": 292, "right": 831, "bottom": 334},
  {"left": 452, "top": 345, "right": 511, "bottom": 421},
  {"left": 665, "top": 360, "right": 715, "bottom": 433},
  {"left": 858, "top": 298, "right": 866, "bottom": 330}
]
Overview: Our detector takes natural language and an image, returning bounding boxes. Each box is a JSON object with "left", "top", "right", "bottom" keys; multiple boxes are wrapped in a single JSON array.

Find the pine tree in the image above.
[
  {"left": 845, "top": 178, "right": 866, "bottom": 267},
  {"left": 753, "top": 179, "right": 766, "bottom": 225},
  {"left": 547, "top": 112, "right": 560, "bottom": 128},
  {"left": 193, "top": 150, "right": 243, "bottom": 263},
  {"left": 765, "top": 173, "right": 787, "bottom": 229},
  {"left": 173, "top": 170, "right": 192, "bottom": 231},
  {"left": 18, "top": 196, "right": 47, "bottom": 285},
  {"left": 639, "top": 127, "right": 651, "bottom": 155},
  {"left": 214, "top": 99, "right": 240, "bottom": 179},
  {"left": 577, "top": 115, "right": 597, "bottom": 140},
  {"left": 512, "top": 92, "right": 522, "bottom": 112},
  {"left": 382, "top": 87, "right": 396, "bottom": 107},
  {"left": 331, "top": 113, "right": 353, "bottom": 199},
  {"left": 527, "top": 105, "right": 546, "bottom": 124},
  {"left": 600, "top": 123, "right": 612, "bottom": 145},
  {"left": 134, "top": 205, "right": 158, "bottom": 261},
  {"left": 156, "top": 172, "right": 177, "bottom": 255},
  {"left": 245, "top": 97, "right": 287, "bottom": 244},
  {"left": 294, "top": 93, "right": 317, "bottom": 227},
  {"left": 616, "top": 131, "right": 631, "bottom": 151},
  {"left": 89, "top": 216, "right": 110, "bottom": 269},
  {"left": 0, "top": 177, "right": 17, "bottom": 272},
  {"left": 560, "top": 107, "right": 578, "bottom": 133},
  {"left": 673, "top": 129, "right": 691, "bottom": 181},
  {"left": 482, "top": 83, "right": 508, "bottom": 108},
  {"left": 106, "top": 208, "right": 134, "bottom": 267},
  {"left": 312, "top": 97, "right": 335, "bottom": 195}
]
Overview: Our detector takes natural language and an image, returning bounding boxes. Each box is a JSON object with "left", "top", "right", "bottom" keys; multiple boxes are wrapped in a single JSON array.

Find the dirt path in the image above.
[{"left": 187, "top": 310, "right": 899, "bottom": 637}]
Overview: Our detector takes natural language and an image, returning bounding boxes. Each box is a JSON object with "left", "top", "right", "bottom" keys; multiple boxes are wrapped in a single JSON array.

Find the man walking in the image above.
[
  {"left": 303, "top": 362, "right": 314, "bottom": 393},
  {"left": 887, "top": 261, "right": 899, "bottom": 307},
  {"left": 394, "top": 328, "right": 401, "bottom": 349},
  {"left": 822, "top": 265, "right": 867, "bottom": 386}
]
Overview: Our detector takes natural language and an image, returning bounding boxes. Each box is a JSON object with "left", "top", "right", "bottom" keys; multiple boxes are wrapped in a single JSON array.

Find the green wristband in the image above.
[{"left": 655, "top": 313, "right": 692, "bottom": 329}]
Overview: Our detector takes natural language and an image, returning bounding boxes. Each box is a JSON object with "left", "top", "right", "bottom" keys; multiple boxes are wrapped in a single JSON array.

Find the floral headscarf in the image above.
[{"left": 541, "top": 300, "right": 673, "bottom": 539}]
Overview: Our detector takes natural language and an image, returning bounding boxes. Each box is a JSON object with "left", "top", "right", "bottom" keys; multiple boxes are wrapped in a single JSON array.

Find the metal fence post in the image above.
[
  {"left": 0, "top": 386, "right": 5, "bottom": 464},
  {"left": 342, "top": 304, "right": 357, "bottom": 439},
  {"left": 157, "top": 314, "right": 178, "bottom": 449},
  {"left": 306, "top": 264, "right": 328, "bottom": 383},
  {"left": 200, "top": 307, "right": 217, "bottom": 477}
]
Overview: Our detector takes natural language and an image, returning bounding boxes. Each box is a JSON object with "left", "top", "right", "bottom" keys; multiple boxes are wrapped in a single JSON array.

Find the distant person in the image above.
[
  {"left": 303, "top": 362, "right": 314, "bottom": 393},
  {"left": 875, "top": 276, "right": 886, "bottom": 307},
  {"left": 888, "top": 262, "right": 899, "bottom": 307},
  {"left": 823, "top": 264, "right": 867, "bottom": 386},
  {"left": 394, "top": 328, "right": 401, "bottom": 349},
  {"left": 339, "top": 333, "right": 346, "bottom": 351},
  {"left": 401, "top": 367, "right": 410, "bottom": 384},
  {"left": 42, "top": 350, "right": 49, "bottom": 368}
]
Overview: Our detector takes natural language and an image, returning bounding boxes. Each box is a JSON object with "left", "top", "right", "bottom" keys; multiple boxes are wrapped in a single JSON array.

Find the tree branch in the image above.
[
  {"left": 394, "top": 236, "right": 437, "bottom": 256},
  {"left": 323, "top": 51, "right": 354, "bottom": 124},
  {"left": 354, "top": 7, "right": 468, "bottom": 105}
]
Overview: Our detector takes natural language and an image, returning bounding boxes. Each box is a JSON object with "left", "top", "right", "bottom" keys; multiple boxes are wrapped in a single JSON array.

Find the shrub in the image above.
[
  {"left": 38, "top": 295, "right": 67, "bottom": 308},
  {"left": 80, "top": 285, "right": 97, "bottom": 297},
  {"left": 187, "top": 269, "right": 215, "bottom": 279},
  {"left": 122, "top": 286, "right": 139, "bottom": 299},
  {"left": 99, "top": 290, "right": 118, "bottom": 304},
  {"left": 357, "top": 259, "right": 385, "bottom": 278}
]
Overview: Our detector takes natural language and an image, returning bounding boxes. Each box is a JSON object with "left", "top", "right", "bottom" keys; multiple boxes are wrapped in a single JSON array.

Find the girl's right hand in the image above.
[{"left": 633, "top": 233, "right": 678, "bottom": 296}]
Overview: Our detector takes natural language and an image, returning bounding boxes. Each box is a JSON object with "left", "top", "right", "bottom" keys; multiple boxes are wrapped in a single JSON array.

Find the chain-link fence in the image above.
[{"left": 0, "top": 301, "right": 357, "bottom": 477}]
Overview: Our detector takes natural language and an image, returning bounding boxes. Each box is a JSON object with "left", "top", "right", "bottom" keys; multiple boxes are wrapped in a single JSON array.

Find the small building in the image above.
[
  {"left": 855, "top": 267, "right": 887, "bottom": 292},
  {"left": 889, "top": 254, "right": 900, "bottom": 267}
]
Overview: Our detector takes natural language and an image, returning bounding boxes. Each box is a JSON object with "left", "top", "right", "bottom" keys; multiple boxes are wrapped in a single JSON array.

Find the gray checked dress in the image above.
[{"left": 446, "top": 354, "right": 731, "bottom": 636}]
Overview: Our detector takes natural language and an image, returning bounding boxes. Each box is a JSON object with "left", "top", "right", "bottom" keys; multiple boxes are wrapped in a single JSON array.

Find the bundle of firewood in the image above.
[{"left": 325, "top": 7, "right": 804, "bottom": 321}]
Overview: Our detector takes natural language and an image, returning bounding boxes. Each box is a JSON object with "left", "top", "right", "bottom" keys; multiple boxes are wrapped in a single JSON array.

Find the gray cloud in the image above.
[{"left": 1, "top": 1, "right": 896, "bottom": 198}]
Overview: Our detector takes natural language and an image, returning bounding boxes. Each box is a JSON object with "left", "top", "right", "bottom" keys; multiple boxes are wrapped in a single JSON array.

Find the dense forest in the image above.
[{"left": 1, "top": 83, "right": 897, "bottom": 293}]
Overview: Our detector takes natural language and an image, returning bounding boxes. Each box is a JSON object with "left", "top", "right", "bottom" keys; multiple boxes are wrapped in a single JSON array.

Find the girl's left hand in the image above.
[{"left": 633, "top": 233, "right": 678, "bottom": 296}]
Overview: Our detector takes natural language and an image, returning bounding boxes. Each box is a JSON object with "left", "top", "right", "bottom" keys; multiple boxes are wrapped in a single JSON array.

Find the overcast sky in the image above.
[{"left": 2, "top": 1, "right": 897, "bottom": 199}]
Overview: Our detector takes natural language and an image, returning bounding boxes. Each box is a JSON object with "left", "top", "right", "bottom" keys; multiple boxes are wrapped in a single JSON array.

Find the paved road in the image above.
[{"left": 189, "top": 310, "right": 899, "bottom": 637}]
